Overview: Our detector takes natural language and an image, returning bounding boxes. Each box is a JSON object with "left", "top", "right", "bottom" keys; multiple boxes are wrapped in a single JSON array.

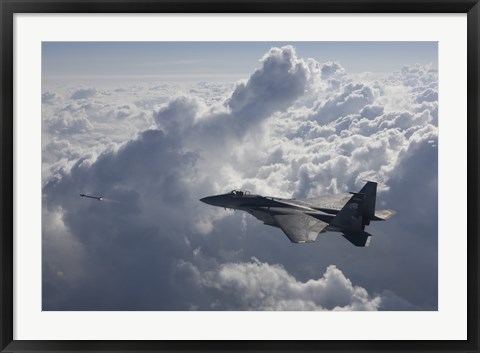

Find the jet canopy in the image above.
[{"left": 230, "top": 189, "right": 250, "bottom": 197}]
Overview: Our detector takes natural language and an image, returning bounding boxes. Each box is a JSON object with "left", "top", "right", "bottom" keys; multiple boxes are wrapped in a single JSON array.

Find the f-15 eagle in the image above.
[{"left": 200, "top": 181, "right": 395, "bottom": 247}]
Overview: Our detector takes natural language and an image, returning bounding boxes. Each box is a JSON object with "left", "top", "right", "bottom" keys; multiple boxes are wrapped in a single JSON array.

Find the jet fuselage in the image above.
[{"left": 200, "top": 182, "right": 396, "bottom": 246}]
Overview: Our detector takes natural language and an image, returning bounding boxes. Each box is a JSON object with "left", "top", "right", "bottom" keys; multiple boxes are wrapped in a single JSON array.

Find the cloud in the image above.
[
  {"left": 389, "top": 64, "right": 438, "bottom": 88},
  {"left": 70, "top": 87, "right": 97, "bottom": 100},
  {"left": 360, "top": 104, "right": 384, "bottom": 119},
  {"left": 199, "top": 258, "right": 381, "bottom": 310},
  {"left": 42, "top": 45, "right": 438, "bottom": 311},
  {"left": 227, "top": 45, "right": 310, "bottom": 129},
  {"left": 154, "top": 96, "right": 205, "bottom": 136},
  {"left": 40, "top": 83, "right": 173, "bottom": 185},
  {"left": 320, "top": 61, "right": 346, "bottom": 80},
  {"left": 46, "top": 110, "right": 93, "bottom": 134},
  {"left": 42, "top": 128, "right": 201, "bottom": 310},
  {"left": 415, "top": 88, "right": 438, "bottom": 103},
  {"left": 42, "top": 91, "right": 60, "bottom": 104},
  {"left": 311, "top": 82, "right": 375, "bottom": 124}
]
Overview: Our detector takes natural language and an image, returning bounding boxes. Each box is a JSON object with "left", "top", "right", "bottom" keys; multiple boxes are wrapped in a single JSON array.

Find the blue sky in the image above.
[{"left": 43, "top": 42, "right": 437, "bottom": 80}]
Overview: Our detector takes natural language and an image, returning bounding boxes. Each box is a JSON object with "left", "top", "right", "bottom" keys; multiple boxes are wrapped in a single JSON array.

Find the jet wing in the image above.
[
  {"left": 299, "top": 193, "right": 352, "bottom": 210},
  {"left": 273, "top": 213, "right": 328, "bottom": 243}
]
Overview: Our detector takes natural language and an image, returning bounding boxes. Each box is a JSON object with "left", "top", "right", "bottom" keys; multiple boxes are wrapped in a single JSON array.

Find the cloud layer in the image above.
[
  {"left": 42, "top": 45, "right": 438, "bottom": 311},
  {"left": 199, "top": 259, "right": 381, "bottom": 310}
]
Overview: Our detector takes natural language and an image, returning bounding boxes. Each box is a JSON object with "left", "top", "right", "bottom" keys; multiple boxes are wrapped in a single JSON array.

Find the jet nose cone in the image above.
[
  {"left": 200, "top": 195, "right": 224, "bottom": 207},
  {"left": 200, "top": 196, "right": 215, "bottom": 205}
]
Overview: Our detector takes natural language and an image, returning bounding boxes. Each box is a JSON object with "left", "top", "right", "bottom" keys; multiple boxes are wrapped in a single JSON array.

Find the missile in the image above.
[{"left": 80, "top": 193, "right": 103, "bottom": 201}]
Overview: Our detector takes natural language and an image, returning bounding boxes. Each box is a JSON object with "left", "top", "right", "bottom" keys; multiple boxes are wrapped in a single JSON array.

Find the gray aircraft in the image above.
[{"left": 200, "top": 181, "right": 395, "bottom": 246}]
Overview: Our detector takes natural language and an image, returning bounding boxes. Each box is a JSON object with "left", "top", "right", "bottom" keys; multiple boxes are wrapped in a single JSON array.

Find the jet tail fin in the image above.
[
  {"left": 330, "top": 181, "right": 393, "bottom": 246},
  {"left": 341, "top": 231, "right": 372, "bottom": 247},
  {"left": 330, "top": 181, "right": 377, "bottom": 232},
  {"left": 357, "top": 182, "right": 396, "bottom": 221},
  {"left": 330, "top": 192, "right": 365, "bottom": 231},
  {"left": 358, "top": 181, "right": 377, "bottom": 220},
  {"left": 330, "top": 181, "right": 396, "bottom": 234}
]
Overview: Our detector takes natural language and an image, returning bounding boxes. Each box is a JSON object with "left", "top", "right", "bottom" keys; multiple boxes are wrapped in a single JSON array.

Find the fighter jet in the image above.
[
  {"left": 200, "top": 181, "right": 395, "bottom": 247},
  {"left": 80, "top": 193, "right": 103, "bottom": 201}
]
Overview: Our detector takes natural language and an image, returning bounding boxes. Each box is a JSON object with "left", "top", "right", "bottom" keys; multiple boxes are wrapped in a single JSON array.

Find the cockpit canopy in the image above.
[{"left": 230, "top": 189, "right": 250, "bottom": 197}]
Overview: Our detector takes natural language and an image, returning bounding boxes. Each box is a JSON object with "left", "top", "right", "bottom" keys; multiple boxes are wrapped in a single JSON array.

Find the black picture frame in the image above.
[{"left": 1, "top": 1, "right": 478, "bottom": 352}]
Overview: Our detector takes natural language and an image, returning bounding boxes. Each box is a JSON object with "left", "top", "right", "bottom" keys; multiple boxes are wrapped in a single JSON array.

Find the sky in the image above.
[
  {"left": 42, "top": 42, "right": 438, "bottom": 311},
  {"left": 43, "top": 41, "right": 437, "bottom": 81}
]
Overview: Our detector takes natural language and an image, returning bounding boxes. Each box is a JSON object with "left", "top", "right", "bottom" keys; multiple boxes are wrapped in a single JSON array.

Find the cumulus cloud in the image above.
[
  {"left": 42, "top": 91, "right": 60, "bottom": 104},
  {"left": 320, "top": 61, "right": 346, "bottom": 80},
  {"left": 42, "top": 44, "right": 438, "bottom": 311},
  {"left": 154, "top": 96, "right": 205, "bottom": 136},
  {"left": 42, "top": 129, "right": 201, "bottom": 310},
  {"left": 46, "top": 110, "right": 94, "bottom": 134},
  {"left": 199, "top": 258, "right": 381, "bottom": 310},
  {"left": 311, "top": 82, "right": 375, "bottom": 124},
  {"left": 389, "top": 64, "right": 438, "bottom": 88},
  {"left": 227, "top": 46, "right": 310, "bottom": 129},
  {"left": 40, "top": 82, "right": 181, "bottom": 184},
  {"left": 70, "top": 87, "right": 97, "bottom": 100}
]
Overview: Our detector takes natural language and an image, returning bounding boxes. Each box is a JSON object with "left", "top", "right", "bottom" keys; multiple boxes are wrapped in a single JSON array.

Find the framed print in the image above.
[{"left": 1, "top": 1, "right": 479, "bottom": 352}]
